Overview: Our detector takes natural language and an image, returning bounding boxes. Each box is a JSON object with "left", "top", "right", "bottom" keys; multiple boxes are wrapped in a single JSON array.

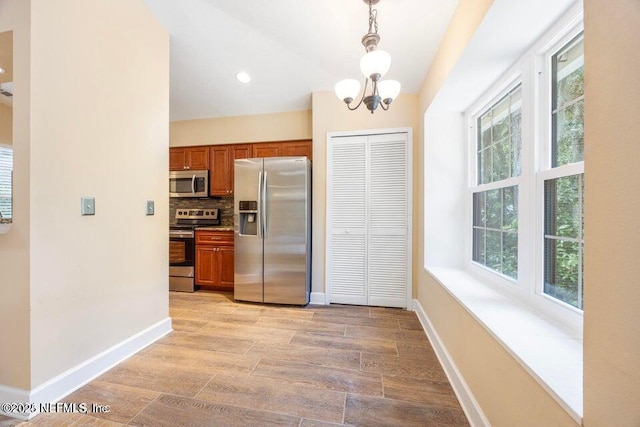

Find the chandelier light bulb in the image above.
[
  {"left": 360, "top": 50, "right": 391, "bottom": 81},
  {"left": 378, "top": 79, "right": 401, "bottom": 103},
  {"left": 334, "top": 79, "right": 361, "bottom": 104}
]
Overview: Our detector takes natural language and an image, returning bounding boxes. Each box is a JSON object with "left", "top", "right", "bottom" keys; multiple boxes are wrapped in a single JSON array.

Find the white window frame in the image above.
[
  {"left": 535, "top": 24, "right": 585, "bottom": 316},
  {"left": 465, "top": 8, "right": 584, "bottom": 331},
  {"left": 467, "top": 75, "right": 524, "bottom": 296}
]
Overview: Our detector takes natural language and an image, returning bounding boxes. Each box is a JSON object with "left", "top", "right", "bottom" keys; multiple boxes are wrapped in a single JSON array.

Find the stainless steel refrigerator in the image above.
[{"left": 234, "top": 157, "right": 311, "bottom": 305}]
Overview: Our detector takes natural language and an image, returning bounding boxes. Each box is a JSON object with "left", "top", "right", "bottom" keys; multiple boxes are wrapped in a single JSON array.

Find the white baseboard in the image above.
[
  {"left": 0, "top": 384, "right": 30, "bottom": 420},
  {"left": 0, "top": 317, "right": 172, "bottom": 421},
  {"left": 412, "top": 299, "right": 490, "bottom": 427},
  {"left": 309, "top": 292, "right": 326, "bottom": 305}
]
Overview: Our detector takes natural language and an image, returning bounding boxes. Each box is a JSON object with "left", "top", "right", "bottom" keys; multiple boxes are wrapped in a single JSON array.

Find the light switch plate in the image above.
[
  {"left": 146, "top": 200, "right": 155, "bottom": 216},
  {"left": 81, "top": 197, "right": 95, "bottom": 216}
]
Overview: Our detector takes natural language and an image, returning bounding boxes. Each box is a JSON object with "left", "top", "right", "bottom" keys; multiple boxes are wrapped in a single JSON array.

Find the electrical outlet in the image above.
[
  {"left": 146, "top": 200, "right": 155, "bottom": 216},
  {"left": 81, "top": 197, "right": 95, "bottom": 215}
]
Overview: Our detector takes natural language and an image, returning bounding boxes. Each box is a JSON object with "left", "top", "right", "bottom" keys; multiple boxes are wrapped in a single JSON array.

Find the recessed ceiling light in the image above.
[
  {"left": 0, "top": 67, "right": 5, "bottom": 74},
  {"left": 235, "top": 72, "right": 251, "bottom": 84}
]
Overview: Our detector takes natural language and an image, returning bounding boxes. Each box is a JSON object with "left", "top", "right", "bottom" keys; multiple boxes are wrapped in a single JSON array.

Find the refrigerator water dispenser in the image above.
[{"left": 238, "top": 200, "right": 258, "bottom": 236}]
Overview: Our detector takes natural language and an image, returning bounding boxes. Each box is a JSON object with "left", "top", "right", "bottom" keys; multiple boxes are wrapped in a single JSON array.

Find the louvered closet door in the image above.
[
  {"left": 327, "top": 136, "right": 368, "bottom": 305},
  {"left": 368, "top": 133, "right": 409, "bottom": 308},
  {"left": 327, "top": 132, "right": 410, "bottom": 308}
]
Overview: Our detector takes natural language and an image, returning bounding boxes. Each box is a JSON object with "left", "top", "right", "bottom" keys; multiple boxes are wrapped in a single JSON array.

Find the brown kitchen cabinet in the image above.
[
  {"left": 195, "top": 230, "right": 234, "bottom": 291},
  {"left": 281, "top": 140, "right": 312, "bottom": 159},
  {"left": 252, "top": 140, "right": 312, "bottom": 160},
  {"left": 208, "top": 144, "right": 253, "bottom": 196},
  {"left": 170, "top": 146, "right": 209, "bottom": 171},
  {"left": 229, "top": 144, "right": 253, "bottom": 194}
]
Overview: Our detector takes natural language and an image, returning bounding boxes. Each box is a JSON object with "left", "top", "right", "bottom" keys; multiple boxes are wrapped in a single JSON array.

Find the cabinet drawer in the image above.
[{"left": 196, "top": 231, "right": 233, "bottom": 245}]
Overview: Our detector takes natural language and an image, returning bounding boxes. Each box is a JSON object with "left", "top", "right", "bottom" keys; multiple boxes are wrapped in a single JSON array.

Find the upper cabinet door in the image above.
[
  {"left": 187, "top": 147, "right": 209, "bottom": 170},
  {"left": 209, "top": 146, "right": 232, "bottom": 196},
  {"left": 230, "top": 144, "right": 253, "bottom": 195},
  {"left": 170, "top": 146, "right": 209, "bottom": 171},
  {"left": 169, "top": 148, "right": 187, "bottom": 171},
  {"left": 253, "top": 143, "right": 282, "bottom": 158},
  {"left": 282, "top": 140, "right": 312, "bottom": 160}
]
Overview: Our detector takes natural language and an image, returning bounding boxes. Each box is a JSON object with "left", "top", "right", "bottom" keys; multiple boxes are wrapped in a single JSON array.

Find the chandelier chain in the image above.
[{"left": 368, "top": 4, "right": 378, "bottom": 35}]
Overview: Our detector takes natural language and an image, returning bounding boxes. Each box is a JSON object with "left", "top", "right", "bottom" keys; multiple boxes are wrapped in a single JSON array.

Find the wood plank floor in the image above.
[{"left": 4, "top": 291, "right": 469, "bottom": 427}]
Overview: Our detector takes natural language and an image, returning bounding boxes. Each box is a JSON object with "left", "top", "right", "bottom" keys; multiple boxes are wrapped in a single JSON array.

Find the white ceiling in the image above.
[{"left": 142, "top": 0, "right": 458, "bottom": 121}]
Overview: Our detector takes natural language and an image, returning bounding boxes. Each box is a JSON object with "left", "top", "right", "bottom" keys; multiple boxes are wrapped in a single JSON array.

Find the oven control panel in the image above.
[{"left": 175, "top": 208, "right": 219, "bottom": 220}]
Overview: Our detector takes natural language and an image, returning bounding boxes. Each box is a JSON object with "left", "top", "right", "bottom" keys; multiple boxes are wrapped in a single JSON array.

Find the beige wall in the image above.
[
  {"left": 311, "top": 91, "right": 418, "bottom": 296},
  {"left": 0, "top": 103, "right": 11, "bottom": 144},
  {"left": 0, "top": 0, "right": 31, "bottom": 390},
  {"left": 417, "top": 0, "right": 578, "bottom": 425},
  {"left": 170, "top": 110, "right": 312, "bottom": 147},
  {"left": 583, "top": 0, "right": 640, "bottom": 425},
  {"left": 27, "top": 0, "right": 169, "bottom": 387}
]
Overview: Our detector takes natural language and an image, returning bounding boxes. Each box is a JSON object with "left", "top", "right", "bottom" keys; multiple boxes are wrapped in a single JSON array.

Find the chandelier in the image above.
[{"left": 334, "top": 0, "right": 401, "bottom": 113}]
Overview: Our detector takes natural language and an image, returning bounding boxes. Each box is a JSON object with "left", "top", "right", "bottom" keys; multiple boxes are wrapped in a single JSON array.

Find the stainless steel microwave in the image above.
[{"left": 169, "top": 170, "right": 209, "bottom": 198}]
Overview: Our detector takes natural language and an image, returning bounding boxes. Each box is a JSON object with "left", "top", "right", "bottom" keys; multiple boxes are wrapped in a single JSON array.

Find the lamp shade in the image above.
[
  {"left": 334, "top": 79, "right": 361, "bottom": 103},
  {"left": 378, "top": 79, "right": 401, "bottom": 102},
  {"left": 360, "top": 50, "right": 391, "bottom": 80}
]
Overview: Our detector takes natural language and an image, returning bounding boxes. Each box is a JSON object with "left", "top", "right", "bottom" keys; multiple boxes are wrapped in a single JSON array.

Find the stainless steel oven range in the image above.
[{"left": 169, "top": 208, "right": 220, "bottom": 292}]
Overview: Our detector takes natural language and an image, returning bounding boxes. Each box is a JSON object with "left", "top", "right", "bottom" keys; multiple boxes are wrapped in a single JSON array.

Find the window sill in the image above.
[
  {"left": 0, "top": 223, "right": 11, "bottom": 234},
  {"left": 426, "top": 266, "right": 582, "bottom": 423}
]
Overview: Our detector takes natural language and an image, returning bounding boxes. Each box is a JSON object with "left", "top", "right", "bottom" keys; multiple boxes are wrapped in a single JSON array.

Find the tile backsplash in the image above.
[{"left": 169, "top": 197, "right": 234, "bottom": 226}]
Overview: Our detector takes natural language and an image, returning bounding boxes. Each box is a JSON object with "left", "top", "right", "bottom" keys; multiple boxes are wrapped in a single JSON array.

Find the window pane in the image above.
[
  {"left": 473, "top": 228, "right": 486, "bottom": 264},
  {"left": 477, "top": 85, "right": 522, "bottom": 184},
  {"left": 480, "top": 123, "right": 491, "bottom": 150},
  {"left": 486, "top": 189, "right": 501, "bottom": 230},
  {"left": 545, "top": 175, "right": 580, "bottom": 238},
  {"left": 486, "top": 230, "right": 502, "bottom": 271},
  {"left": 555, "top": 37, "right": 585, "bottom": 110},
  {"left": 480, "top": 148, "right": 492, "bottom": 184},
  {"left": 503, "top": 232, "right": 518, "bottom": 279},
  {"left": 552, "top": 35, "right": 584, "bottom": 167},
  {"left": 503, "top": 186, "right": 518, "bottom": 231},
  {"left": 554, "top": 99, "right": 584, "bottom": 166},
  {"left": 492, "top": 139, "right": 511, "bottom": 181},
  {"left": 492, "top": 109, "right": 509, "bottom": 142},
  {"left": 510, "top": 88, "right": 522, "bottom": 177},
  {"left": 473, "top": 191, "right": 486, "bottom": 227},
  {"left": 544, "top": 239, "right": 581, "bottom": 308},
  {"left": 472, "top": 186, "right": 518, "bottom": 279},
  {"left": 0, "top": 146, "right": 12, "bottom": 219},
  {"left": 544, "top": 174, "right": 584, "bottom": 309}
]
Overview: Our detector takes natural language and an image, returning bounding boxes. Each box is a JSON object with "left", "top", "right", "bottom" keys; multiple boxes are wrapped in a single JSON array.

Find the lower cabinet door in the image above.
[
  {"left": 196, "top": 244, "right": 234, "bottom": 290},
  {"left": 195, "top": 246, "right": 218, "bottom": 286},
  {"left": 219, "top": 246, "right": 235, "bottom": 287}
]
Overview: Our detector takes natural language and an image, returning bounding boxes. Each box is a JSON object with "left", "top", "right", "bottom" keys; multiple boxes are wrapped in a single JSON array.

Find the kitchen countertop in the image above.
[{"left": 195, "top": 226, "right": 234, "bottom": 232}]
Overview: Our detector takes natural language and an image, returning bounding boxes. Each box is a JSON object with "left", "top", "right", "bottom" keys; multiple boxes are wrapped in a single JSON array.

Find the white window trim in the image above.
[
  {"left": 467, "top": 75, "right": 524, "bottom": 298},
  {"left": 464, "top": 8, "right": 584, "bottom": 333},
  {"left": 535, "top": 22, "right": 585, "bottom": 317}
]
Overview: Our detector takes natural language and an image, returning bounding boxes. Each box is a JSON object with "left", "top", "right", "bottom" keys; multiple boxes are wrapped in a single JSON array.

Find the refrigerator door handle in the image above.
[
  {"left": 257, "top": 170, "right": 263, "bottom": 240},
  {"left": 262, "top": 171, "right": 268, "bottom": 238}
]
